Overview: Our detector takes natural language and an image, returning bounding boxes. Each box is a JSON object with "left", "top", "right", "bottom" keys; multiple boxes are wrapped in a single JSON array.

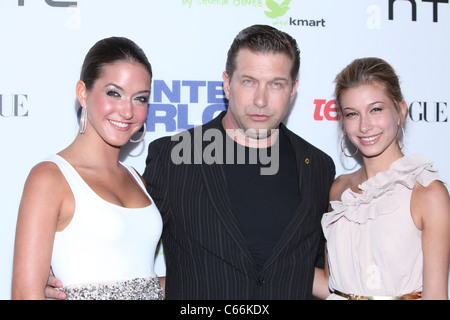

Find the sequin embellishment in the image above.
[{"left": 59, "top": 276, "right": 163, "bottom": 300}]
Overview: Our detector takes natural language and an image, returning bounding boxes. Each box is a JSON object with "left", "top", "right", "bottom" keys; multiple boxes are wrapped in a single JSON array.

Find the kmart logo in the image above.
[
  {"left": 264, "top": 0, "right": 291, "bottom": 19},
  {"left": 266, "top": 0, "right": 327, "bottom": 28}
]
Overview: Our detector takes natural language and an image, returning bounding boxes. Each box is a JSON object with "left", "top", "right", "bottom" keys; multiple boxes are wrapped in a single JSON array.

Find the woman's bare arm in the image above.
[{"left": 12, "top": 162, "right": 66, "bottom": 299}]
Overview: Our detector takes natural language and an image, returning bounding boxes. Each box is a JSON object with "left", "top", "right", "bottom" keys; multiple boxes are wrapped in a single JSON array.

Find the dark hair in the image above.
[
  {"left": 334, "top": 57, "right": 405, "bottom": 129},
  {"left": 80, "top": 36, "right": 152, "bottom": 90},
  {"left": 225, "top": 24, "right": 300, "bottom": 83}
]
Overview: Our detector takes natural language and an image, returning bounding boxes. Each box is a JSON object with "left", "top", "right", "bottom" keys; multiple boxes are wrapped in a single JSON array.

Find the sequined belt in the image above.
[
  {"left": 59, "top": 276, "right": 164, "bottom": 300},
  {"left": 333, "top": 290, "right": 422, "bottom": 300}
]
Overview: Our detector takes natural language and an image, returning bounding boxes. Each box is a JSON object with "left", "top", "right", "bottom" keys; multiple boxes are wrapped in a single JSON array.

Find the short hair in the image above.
[{"left": 225, "top": 24, "right": 300, "bottom": 83}]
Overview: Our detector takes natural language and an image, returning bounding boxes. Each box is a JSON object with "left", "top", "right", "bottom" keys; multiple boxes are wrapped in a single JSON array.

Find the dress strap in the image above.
[{"left": 42, "top": 154, "right": 87, "bottom": 198}]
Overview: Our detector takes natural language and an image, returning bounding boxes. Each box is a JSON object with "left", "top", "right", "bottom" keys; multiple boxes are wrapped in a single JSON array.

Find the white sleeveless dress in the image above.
[
  {"left": 321, "top": 154, "right": 449, "bottom": 299},
  {"left": 45, "top": 154, "right": 163, "bottom": 300}
]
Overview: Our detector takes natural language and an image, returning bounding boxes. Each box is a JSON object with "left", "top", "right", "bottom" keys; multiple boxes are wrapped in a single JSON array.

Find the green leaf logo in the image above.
[{"left": 264, "top": 0, "right": 291, "bottom": 19}]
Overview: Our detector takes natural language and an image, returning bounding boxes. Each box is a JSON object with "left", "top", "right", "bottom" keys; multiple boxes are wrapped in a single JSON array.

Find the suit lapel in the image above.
[
  {"left": 195, "top": 116, "right": 315, "bottom": 272},
  {"left": 261, "top": 125, "right": 313, "bottom": 271},
  {"left": 195, "top": 114, "right": 255, "bottom": 265}
]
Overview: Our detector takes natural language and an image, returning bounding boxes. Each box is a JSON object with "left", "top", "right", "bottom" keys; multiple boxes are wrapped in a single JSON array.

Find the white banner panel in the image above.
[{"left": 1, "top": 0, "right": 448, "bottom": 299}]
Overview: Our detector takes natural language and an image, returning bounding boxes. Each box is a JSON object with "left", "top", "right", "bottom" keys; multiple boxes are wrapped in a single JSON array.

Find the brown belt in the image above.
[{"left": 333, "top": 290, "right": 422, "bottom": 300}]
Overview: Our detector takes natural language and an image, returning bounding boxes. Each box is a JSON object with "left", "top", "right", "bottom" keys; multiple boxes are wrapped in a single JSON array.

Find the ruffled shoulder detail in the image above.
[{"left": 322, "top": 154, "right": 446, "bottom": 228}]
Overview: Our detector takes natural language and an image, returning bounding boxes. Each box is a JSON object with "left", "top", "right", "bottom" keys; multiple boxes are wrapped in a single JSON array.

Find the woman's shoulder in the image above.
[
  {"left": 29, "top": 159, "right": 61, "bottom": 178},
  {"left": 19, "top": 158, "right": 72, "bottom": 225},
  {"left": 411, "top": 178, "right": 450, "bottom": 228},
  {"left": 25, "top": 158, "right": 68, "bottom": 193},
  {"left": 329, "top": 172, "right": 358, "bottom": 201}
]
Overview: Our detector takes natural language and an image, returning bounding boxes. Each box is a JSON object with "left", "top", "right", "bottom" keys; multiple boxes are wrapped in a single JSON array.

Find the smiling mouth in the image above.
[
  {"left": 109, "top": 119, "right": 130, "bottom": 129},
  {"left": 359, "top": 133, "right": 381, "bottom": 144}
]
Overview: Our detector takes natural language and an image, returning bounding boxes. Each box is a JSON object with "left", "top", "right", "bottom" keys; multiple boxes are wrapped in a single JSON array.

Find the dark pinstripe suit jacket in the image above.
[{"left": 143, "top": 112, "right": 335, "bottom": 300}]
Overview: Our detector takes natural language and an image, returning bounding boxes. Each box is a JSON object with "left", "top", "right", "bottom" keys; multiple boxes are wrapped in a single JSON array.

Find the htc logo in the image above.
[
  {"left": 18, "top": 0, "right": 77, "bottom": 7},
  {"left": 389, "top": 0, "right": 449, "bottom": 22}
]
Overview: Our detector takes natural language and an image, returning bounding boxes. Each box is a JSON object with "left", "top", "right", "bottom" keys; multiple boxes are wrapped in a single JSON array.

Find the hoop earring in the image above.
[
  {"left": 130, "top": 122, "right": 146, "bottom": 143},
  {"left": 79, "top": 106, "right": 87, "bottom": 134},
  {"left": 398, "top": 125, "right": 406, "bottom": 150},
  {"left": 341, "top": 134, "right": 358, "bottom": 158}
]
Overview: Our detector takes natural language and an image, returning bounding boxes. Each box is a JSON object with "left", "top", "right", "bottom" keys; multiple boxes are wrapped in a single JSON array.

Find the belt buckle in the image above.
[{"left": 348, "top": 293, "right": 368, "bottom": 300}]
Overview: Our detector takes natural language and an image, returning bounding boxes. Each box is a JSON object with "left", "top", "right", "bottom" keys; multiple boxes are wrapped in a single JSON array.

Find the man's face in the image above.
[{"left": 222, "top": 49, "right": 298, "bottom": 142}]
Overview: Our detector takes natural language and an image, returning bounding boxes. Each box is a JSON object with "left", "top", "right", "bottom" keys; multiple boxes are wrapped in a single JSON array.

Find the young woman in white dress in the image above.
[{"left": 12, "top": 37, "right": 164, "bottom": 300}]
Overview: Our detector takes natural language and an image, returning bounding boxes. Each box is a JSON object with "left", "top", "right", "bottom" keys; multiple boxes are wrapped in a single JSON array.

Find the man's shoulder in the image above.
[{"left": 282, "top": 124, "right": 333, "bottom": 162}]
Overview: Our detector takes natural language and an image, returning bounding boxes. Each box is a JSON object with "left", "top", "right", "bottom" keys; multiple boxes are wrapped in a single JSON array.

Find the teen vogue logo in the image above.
[
  {"left": 0, "top": 94, "right": 29, "bottom": 117},
  {"left": 409, "top": 101, "right": 448, "bottom": 122},
  {"left": 313, "top": 99, "right": 448, "bottom": 123}
]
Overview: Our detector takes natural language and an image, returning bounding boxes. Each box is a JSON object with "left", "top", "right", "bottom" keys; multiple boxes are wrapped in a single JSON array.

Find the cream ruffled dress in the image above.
[{"left": 321, "top": 154, "right": 449, "bottom": 299}]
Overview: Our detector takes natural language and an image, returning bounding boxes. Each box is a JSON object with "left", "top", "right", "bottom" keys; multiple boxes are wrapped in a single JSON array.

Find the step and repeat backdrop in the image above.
[{"left": 1, "top": 1, "right": 449, "bottom": 299}]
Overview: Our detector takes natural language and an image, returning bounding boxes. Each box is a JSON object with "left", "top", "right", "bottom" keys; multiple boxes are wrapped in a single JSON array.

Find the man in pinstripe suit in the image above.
[{"left": 143, "top": 25, "right": 336, "bottom": 299}]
